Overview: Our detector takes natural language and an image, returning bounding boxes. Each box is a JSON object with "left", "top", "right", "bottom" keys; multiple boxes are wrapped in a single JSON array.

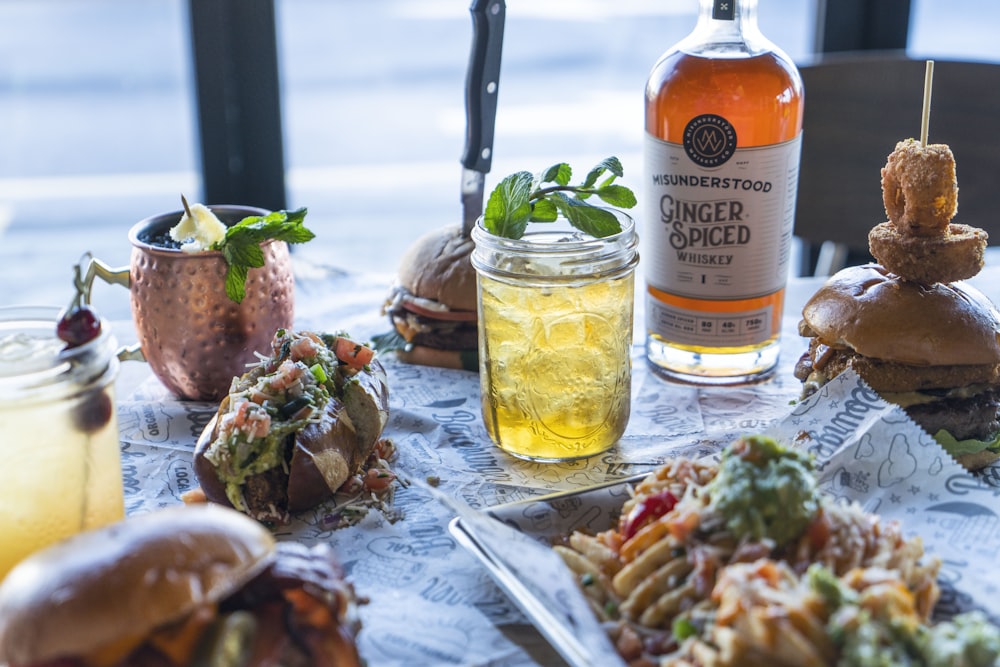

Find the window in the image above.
[
  {"left": 909, "top": 0, "right": 1000, "bottom": 61},
  {"left": 276, "top": 0, "right": 817, "bottom": 273},
  {"left": 0, "top": 0, "right": 193, "bottom": 315},
  {"left": 1, "top": 0, "right": 994, "bottom": 293}
]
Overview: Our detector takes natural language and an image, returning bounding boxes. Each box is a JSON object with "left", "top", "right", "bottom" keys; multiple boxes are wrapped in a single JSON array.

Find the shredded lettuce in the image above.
[{"left": 933, "top": 429, "right": 1000, "bottom": 457}]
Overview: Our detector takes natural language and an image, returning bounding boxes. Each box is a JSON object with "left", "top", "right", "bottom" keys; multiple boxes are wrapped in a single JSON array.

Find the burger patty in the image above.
[
  {"left": 230, "top": 541, "right": 353, "bottom": 606},
  {"left": 795, "top": 340, "right": 1000, "bottom": 441},
  {"left": 389, "top": 310, "right": 478, "bottom": 351},
  {"left": 904, "top": 388, "right": 1000, "bottom": 441},
  {"left": 795, "top": 339, "right": 1000, "bottom": 393},
  {"left": 117, "top": 543, "right": 358, "bottom": 667},
  {"left": 223, "top": 542, "right": 361, "bottom": 666}
]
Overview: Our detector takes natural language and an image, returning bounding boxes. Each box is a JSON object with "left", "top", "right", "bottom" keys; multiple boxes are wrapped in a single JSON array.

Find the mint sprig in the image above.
[
  {"left": 211, "top": 207, "right": 314, "bottom": 303},
  {"left": 482, "top": 157, "right": 637, "bottom": 239}
]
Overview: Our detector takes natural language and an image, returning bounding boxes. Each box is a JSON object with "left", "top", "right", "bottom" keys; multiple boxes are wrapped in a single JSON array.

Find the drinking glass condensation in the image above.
[
  {"left": 471, "top": 213, "right": 639, "bottom": 462},
  {"left": 0, "top": 306, "right": 124, "bottom": 581}
]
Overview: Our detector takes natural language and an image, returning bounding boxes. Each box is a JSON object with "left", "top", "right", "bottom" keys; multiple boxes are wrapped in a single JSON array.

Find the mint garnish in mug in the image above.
[
  {"left": 214, "top": 208, "right": 314, "bottom": 303},
  {"left": 482, "top": 157, "right": 637, "bottom": 240},
  {"left": 172, "top": 196, "right": 315, "bottom": 303}
]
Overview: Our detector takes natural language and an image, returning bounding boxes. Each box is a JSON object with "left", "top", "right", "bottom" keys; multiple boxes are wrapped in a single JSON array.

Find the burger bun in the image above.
[
  {"left": 0, "top": 504, "right": 275, "bottom": 665},
  {"left": 396, "top": 343, "right": 479, "bottom": 371},
  {"left": 397, "top": 224, "right": 476, "bottom": 312},
  {"left": 801, "top": 264, "right": 1000, "bottom": 366},
  {"left": 385, "top": 224, "right": 479, "bottom": 369}
]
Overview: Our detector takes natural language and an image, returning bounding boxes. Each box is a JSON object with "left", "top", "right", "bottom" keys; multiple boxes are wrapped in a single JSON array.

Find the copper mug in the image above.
[{"left": 84, "top": 205, "right": 295, "bottom": 402}]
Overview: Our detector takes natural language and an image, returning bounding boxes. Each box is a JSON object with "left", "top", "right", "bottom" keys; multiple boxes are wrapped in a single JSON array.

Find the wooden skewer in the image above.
[
  {"left": 181, "top": 193, "right": 193, "bottom": 218},
  {"left": 920, "top": 60, "right": 934, "bottom": 146}
]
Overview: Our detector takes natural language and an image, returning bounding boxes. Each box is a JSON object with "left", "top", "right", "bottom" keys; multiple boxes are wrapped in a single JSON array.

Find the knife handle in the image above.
[{"left": 461, "top": 0, "right": 506, "bottom": 173}]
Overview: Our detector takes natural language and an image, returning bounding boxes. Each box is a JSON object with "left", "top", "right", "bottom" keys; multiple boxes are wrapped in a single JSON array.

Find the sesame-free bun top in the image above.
[
  {"left": 0, "top": 504, "right": 276, "bottom": 665},
  {"left": 801, "top": 264, "right": 1000, "bottom": 366},
  {"left": 397, "top": 224, "right": 477, "bottom": 312}
]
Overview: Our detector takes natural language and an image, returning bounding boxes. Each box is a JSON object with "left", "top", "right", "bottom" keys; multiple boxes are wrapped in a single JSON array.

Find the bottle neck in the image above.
[
  {"left": 699, "top": 0, "right": 757, "bottom": 26},
  {"left": 685, "top": 0, "right": 770, "bottom": 58}
]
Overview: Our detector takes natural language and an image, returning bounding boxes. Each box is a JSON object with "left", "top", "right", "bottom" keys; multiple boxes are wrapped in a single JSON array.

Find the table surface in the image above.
[{"left": 25, "top": 254, "right": 1000, "bottom": 666}]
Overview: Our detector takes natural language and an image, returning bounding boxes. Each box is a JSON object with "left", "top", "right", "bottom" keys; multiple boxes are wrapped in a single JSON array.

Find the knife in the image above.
[{"left": 461, "top": 0, "right": 506, "bottom": 237}]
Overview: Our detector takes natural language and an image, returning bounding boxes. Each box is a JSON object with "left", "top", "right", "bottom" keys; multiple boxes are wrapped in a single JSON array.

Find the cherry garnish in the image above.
[
  {"left": 73, "top": 389, "right": 113, "bottom": 434},
  {"left": 56, "top": 255, "right": 114, "bottom": 433},
  {"left": 57, "top": 255, "right": 102, "bottom": 348},
  {"left": 57, "top": 304, "right": 102, "bottom": 348}
]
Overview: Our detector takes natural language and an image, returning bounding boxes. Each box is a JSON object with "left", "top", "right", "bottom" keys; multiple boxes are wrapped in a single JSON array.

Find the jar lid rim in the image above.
[{"left": 0, "top": 305, "right": 118, "bottom": 397}]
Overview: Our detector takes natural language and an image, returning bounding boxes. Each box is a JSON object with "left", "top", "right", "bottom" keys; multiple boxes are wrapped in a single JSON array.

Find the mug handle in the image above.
[{"left": 81, "top": 256, "right": 146, "bottom": 363}]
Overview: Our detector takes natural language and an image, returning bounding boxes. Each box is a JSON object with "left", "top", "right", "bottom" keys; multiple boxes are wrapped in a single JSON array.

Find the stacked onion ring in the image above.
[{"left": 869, "top": 138, "right": 988, "bottom": 284}]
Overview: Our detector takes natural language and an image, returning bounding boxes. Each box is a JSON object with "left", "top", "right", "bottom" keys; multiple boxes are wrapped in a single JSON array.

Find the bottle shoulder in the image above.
[
  {"left": 645, "top": 49, "right": 803, "bottom": 146},
  {"left": 646, "top": 48, "right": 803, "bottom": 97}
]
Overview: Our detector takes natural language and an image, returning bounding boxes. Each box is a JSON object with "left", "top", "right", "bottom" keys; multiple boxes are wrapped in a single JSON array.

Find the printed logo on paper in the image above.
[{"left": 683, "top": 114, "right": 737, "bottom": 167}]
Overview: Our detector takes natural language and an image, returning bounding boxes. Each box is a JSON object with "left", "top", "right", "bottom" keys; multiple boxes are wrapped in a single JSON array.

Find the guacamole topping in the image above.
[
  {"left": 834, "top": 611, "right": 923, "bottom": 667},
  {"left": 920, "top": 611, "right": 1000, "bottom": 667},
  {"left": 806, "top": 564, "right": 1000, "bottom": 667},
  {"left": 706, "top": 434, "right": 819, "bottom": 548}
]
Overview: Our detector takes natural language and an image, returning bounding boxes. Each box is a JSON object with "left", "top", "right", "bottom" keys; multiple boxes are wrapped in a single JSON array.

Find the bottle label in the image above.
[{"left": 643, "top": 126, "right": 801, "bottom": 347}]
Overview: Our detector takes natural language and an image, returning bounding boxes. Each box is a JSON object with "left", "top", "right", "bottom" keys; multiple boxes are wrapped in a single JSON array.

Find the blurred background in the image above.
[{"left": 1, "top": 0, "right": 997, "bottom": 316}]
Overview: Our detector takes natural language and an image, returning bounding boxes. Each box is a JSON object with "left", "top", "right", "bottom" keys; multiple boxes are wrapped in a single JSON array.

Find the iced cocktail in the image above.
[
  {"left": 0, "top": 306, "right": 123, "bottom": 580},
  {"left": 472, "top": 214, "right": 639, "bottom": 461}
]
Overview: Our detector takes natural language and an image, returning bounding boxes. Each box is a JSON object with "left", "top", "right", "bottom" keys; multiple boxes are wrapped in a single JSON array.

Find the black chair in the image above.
[{"left": 794, "top": 53, "right": 1000, "bottom": 276}]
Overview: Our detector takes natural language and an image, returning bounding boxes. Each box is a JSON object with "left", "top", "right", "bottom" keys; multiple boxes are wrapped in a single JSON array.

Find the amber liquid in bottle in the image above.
[{"left": 643, "top": 0, "right": 803, "bottom": 384}]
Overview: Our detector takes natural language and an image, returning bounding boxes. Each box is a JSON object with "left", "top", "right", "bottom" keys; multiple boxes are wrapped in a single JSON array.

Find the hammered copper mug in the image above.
[{"left": 84, "top": 205, "right": 295, "bottom": 402}]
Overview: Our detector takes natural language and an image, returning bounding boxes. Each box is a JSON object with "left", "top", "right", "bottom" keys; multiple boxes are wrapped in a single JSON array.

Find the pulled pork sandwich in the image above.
[
  {"left": 0, "top": 504, "right": 362, "bottom": 667},
  {"left": 193, "top": 328, "right": 390, "bottom": 526},
  {"left": 381, "top": 224, "right": 478, "bottom": 371},
  {"left": 795, "top": 263, "right": 1000, "bottom": 469}
]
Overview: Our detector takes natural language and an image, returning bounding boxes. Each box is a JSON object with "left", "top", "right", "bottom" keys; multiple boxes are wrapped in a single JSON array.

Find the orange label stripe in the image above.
[{"left": 647, "top": 285, "right": 786, "bottom": 332}]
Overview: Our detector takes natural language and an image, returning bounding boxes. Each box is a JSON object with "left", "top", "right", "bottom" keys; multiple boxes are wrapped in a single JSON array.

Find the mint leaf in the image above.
[
  {"left": 284, "top": 207, "right": 308, "bottom": 224},
  {"left": 552, "top": 194, "right": 624, "bottom": 238},
  {"left": 530, "top": 198, "right": 558, "bottom": 222},
  {"left": 540, "top": 162, "right": 572, "bottom": 186},
  {"left": 595, "top": 184, "right": 637, "bottom": 208},
  {"left": 222, "top": 240, "right": 265, "bottom": 269},
  {"left": 483, "top": 171, "right": 533, "bottom": 238},
  {"left": 228, "top": 209, "right": 315, "bottom": 246},
  {"left": 482, "top": 158, "right": 635, "bottom": 239},
  {"left": 225, "top": 262, "right": 250, "bottom": 304},
  {"left": 582, "top": 157, "right": 623, "bottom": 188},
  {"left": 212, "top": 207, "right": 313, "bottom": 303}
]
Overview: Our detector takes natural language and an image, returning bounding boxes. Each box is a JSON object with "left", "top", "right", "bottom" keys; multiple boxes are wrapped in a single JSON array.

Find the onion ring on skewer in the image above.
[
  {"left": 868, "top": 221, "right": 987, "bottom": 284},
  {"left": 881, "top": 139, "right": 958, "bottom": 237}
]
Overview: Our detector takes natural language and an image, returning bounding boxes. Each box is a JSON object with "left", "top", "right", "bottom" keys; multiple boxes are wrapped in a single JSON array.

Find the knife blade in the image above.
[{"left": 461, "top": 0, "right": 506, "bottom": 237}]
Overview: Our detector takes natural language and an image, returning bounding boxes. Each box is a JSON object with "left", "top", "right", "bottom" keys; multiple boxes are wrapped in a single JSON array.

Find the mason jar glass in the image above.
[
  {"left": 471, "top": 212, "right": 639, "bottom": 462},
  {"left": 0, "top": 306, "right": 124, "bottom": 581}
]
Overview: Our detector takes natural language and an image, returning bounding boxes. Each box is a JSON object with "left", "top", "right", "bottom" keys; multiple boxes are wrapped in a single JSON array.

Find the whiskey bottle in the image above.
[{"left": 643, "top": 0, "right": 803, "bottom": 384}]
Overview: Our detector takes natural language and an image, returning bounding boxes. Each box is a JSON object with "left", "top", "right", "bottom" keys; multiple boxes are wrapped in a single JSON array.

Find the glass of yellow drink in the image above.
[
  {"left": 471, "top": 213, "right": 639, "bottom": 461},
  {"left": 0, "top": 306, "right": 124, "bottom": 581}
]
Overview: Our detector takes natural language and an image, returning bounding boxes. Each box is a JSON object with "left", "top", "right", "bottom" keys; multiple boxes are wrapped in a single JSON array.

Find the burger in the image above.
[
  {"left": 381, "top": 224, "right": 479, "bottom": 371},
  {"left": 0, "top": 504, "right": 362, "bottom": 667},
  {"left": 794, "top": 263, "right": 1000, "bottom": 469}
]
